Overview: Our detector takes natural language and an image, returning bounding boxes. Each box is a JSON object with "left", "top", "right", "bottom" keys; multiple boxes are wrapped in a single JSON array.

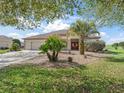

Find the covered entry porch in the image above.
[{"left": 67, "top": 37, "right": 80, "bottom": 51}]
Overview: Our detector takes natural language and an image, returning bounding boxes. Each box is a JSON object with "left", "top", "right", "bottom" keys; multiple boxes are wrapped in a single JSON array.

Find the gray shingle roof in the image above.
[
  {"left": 24, "top": 29, "right": 101, "bottom": 40},
  {"left": 0, "top": 35, "right": 13, "bottom": 40}
]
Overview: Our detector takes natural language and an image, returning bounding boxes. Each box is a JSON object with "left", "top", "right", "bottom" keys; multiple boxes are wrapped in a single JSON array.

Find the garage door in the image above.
[
  {"left": 25, "top": 40, "right": 45, "bottom": 50},
  {"left": 31, "top": 42, "right": 41, "bottom": 50}
]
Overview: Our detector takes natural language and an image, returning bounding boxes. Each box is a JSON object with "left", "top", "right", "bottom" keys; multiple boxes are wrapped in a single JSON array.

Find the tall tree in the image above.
[
  {"left": 0, "top": 0, "right": 80, "bottom": 27},
  {"left": 0, "top": 0, "right": 124, "bottom": 27},
  {"left": 82, "top": 0, "right": 124, "bottom": 26},
  {"left": 70, "top": 20, "right": 99, "bottom": 55}
]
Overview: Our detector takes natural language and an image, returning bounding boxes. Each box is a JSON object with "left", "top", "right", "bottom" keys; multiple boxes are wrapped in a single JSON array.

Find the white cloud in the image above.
[
  {"left": 8, "top": 33, "right": 21, "bottom": 39},
  {"left": 42, "top": 20, "right": 70, "bottom": 33},
  {"left": 100, "top": 32, "right": 106, "bottom": 36},
  {"left": 119, "top": 33, "right": 124, "bottom": 37},
  {"left": 26, "top": 32, "right": 39, "bottom": 37}
]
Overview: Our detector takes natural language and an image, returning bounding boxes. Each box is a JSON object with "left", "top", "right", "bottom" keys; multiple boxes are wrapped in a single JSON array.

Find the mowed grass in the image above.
[
  {"left": 0, "top": 46, "right": 124, "bottom": 93},
  {"left": 0, "top": 49, "right": 9, "bottom": 54},
  {"left": 105, "top": 45, "right": 124, "bottom": 54}
]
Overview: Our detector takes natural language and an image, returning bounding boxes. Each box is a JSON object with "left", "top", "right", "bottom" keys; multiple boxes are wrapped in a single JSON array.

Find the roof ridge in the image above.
[{"left": 0, "top": 35, "right": 13, "bottom": 39}]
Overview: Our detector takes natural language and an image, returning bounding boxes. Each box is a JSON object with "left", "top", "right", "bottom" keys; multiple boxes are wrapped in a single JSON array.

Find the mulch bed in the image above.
[{"left": 10, "top": 52, "right": 107, "bottom": 68}]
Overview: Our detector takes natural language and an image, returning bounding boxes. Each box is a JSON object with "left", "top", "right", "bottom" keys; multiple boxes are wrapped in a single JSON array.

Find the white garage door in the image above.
[
  {"left": 25, "top": 40, "right": 44, "bottom": 50},
  {"left": 31, "top": 42, "right": 41, "bottom": 50}
]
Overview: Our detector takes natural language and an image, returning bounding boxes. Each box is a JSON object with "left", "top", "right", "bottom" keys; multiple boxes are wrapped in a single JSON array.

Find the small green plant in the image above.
[
  {"left": 10, "top": 43, "right": 20, "bottom": 51},
  {"left": 39, "top": 35, "right": 65, "bottom": 62}
]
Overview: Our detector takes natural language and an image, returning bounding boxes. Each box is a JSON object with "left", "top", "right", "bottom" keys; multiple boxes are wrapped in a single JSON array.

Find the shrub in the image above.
[
  {"left": 86, "top": 40, "right": 105, "bottom": 52},
  {"left": 112, "top": 43, "right": 119, "bottom": 49},
  {"left": 12, "top": 39, "right": 21, "bottom": 47},
  {"left": 0, "top": 47, "right": 9, "bottom": 50},
  {"left": 39, "top": 35, "right": 65, "bottom": 62},
  {"left": 119, "top": 42, "right": 124, "bottom": 49},
  {"left": 10, "top": 43, "right": 20, "bottom": 51}
]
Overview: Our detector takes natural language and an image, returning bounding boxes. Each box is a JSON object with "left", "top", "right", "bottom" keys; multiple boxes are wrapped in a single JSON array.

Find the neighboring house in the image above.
[
  {"left": 0, "top": 35, "right": 13, "bottom": 49},
  {"left": 24, "top": 30, "right": 100, "bottom": 50}
]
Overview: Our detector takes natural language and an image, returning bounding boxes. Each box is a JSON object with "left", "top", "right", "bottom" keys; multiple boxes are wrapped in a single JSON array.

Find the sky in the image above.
[{"left": 0, "top": 15, "right": 124, "bottom": 44}]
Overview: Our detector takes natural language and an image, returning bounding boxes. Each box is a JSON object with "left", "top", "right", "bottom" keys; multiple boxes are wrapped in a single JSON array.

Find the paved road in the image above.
[{"left": 0, "top": 50, "right": 39, "bottom": 69}]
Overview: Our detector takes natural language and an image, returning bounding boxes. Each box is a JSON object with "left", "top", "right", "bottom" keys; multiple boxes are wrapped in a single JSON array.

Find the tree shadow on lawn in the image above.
[
  {"left": 86, "top": 54, "right": 106, "bottom": 58},
  {"left": 102, "top": 50, "right": 120, "bottom": 55},
  {"left": 106, "top": 56, "right": 124, "bottom": 63}
]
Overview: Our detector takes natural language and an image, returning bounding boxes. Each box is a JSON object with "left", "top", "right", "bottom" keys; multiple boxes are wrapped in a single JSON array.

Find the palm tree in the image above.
[{"left": 70, "top": 20, "right": 99, "bottom": 55}]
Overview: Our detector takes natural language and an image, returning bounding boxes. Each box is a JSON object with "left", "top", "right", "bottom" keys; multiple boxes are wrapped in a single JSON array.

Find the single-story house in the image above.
[
  {"left": 0, "top": 35, "right": 13, "bottom": 49},
  {"left": 24, "top": 30, "right": 100, "bottom": 50}
]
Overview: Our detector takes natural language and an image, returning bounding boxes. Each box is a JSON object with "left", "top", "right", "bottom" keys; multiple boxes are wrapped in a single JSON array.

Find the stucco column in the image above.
[{"left": 67, "top": 38, "right": 71, "bottom": 50}]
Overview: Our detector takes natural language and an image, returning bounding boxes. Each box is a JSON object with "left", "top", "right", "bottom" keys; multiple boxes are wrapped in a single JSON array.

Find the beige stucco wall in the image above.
[
  {"left": 24, "top": 35, "right": 79, "bottom": 50},
  {"left": 24, "top": 35, "right": 68, "bottom": 50},
  {"left": 24, "top": 32, "right": 100, "bottom": 50},
  {"left": 24, "top": 39, "right": 45, "bottom": 50},
  {"left": 0, "top": 37, "right": 12, "bottom": 48},
  {"left": 24, "top": 30, "right": 100, "bottom": 50}
]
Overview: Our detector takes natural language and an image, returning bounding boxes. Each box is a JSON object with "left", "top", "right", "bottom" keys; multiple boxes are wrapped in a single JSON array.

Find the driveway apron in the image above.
[{"left": 0, "top": 50, "right": 39, "bottom": 69}]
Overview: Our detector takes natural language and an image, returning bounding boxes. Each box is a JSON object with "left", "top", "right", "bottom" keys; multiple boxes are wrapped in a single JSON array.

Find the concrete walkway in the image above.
[{"left": 0, "top": 50, "right": 39, "bottom": 69}]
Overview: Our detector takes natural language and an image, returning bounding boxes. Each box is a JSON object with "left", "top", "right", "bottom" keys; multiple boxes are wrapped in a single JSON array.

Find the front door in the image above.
[{"left": 71, "top": 39, "right": 79, "bottom": 50}]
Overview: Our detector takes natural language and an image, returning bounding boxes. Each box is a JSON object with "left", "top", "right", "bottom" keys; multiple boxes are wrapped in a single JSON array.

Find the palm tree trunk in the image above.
[{"left": 79, "top": 35, "right": 85, "bottom": 55}]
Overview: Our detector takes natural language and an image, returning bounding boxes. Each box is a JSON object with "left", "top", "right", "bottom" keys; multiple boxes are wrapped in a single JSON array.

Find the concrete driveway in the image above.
[{"left": 0, "top": 50, "right": 39, "bottom": 69}]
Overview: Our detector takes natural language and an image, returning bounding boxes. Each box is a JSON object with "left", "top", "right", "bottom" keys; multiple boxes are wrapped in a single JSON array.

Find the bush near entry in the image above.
[
  {"left": 86, "top": 40, "right": 105, "bottom": 52},
  {"left": 39, "top": 35, "right": 65, "bottom": 62}
]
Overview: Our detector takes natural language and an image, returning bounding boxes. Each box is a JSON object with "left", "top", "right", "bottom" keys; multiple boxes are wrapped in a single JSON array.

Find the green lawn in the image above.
[
  {"left": 0, "top": 46, "right": 124, "bottom": 93},
  {"left": 0, "top": 49, "right": 9, "bottom": 54},
  {"left": 105, "top": 45, "right": 124, "bottom": 54}
]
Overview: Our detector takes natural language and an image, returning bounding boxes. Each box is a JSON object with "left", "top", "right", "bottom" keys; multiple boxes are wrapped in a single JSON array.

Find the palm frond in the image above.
[{"left": 70, "top": 20, "right": 100, "bottom": 37}]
